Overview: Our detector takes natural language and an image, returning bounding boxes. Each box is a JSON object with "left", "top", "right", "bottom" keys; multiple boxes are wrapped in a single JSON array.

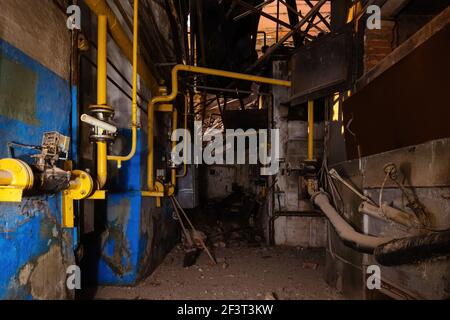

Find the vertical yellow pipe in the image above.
[
  {"left": 171, "top": 109, "right": 178, "bottom": 186},
  {"left": 176, "top": 94, "right": 189, "bottom": 178},
  {"left": 146, "top": 65, "right": 291, "bottom": 195},
  {"left": 308, "top": 100, "right": 314, "bottom": 161},
  {"left": 147, "top": 102, "right": 155, "bottom": 191},
  {"left": 97, "top": 15, "right": 108, "bottom": 188},
  {"left": 107, "top": 0, "right": 139, "bottom": 166}
]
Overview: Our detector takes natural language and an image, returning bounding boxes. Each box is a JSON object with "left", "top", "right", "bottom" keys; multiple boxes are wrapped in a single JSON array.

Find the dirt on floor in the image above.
[{"left": 93, "top": 245, "right": 343, "bottom": 300}]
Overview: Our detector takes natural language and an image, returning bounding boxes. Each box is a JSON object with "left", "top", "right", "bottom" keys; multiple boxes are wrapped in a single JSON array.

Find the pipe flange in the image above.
[
  {"left": 89, "top": 104, "right": 115, "bottom": 115},
  {"left": 66, "top": 170, "right": 94, "bottom": 200},
  {"left": 90, "top": 134, "right": 116, "bottom": 143},
  {"left": 0, "top": 158, "right": 34, "bottom": 190}
]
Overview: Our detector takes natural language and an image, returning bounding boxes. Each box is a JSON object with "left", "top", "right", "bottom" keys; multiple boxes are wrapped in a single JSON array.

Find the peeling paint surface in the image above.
[
  {"left": 0, "top": 37, "right": 73, "bottom": 299},
  {"left": 97, "top": 131, "right": 179, "bottom": 285},
  {"left": 0, "top": 196, "right": 74, "bottom": 299}
]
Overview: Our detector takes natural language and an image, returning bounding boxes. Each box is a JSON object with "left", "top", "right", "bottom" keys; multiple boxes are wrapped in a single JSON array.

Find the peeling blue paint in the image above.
[
  {"left": 0, "top": 39, "right": 74, "bottom": 299},
  {"left": 97, "top": 130, "right": 179, "bottom": 285}
]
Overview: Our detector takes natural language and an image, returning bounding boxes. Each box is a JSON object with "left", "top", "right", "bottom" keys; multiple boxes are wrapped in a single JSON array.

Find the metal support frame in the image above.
[{"left": 248, "top": 0, "right": 328, "bottom": 72}]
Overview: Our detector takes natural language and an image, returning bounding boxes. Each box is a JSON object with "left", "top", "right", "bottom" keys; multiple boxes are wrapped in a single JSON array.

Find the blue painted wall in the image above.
[
  {"left": 96, "top": 130, "right": 179, "bottom": 285},
  {"left": 0, "top": 39, "right": 74, "bottom": 299}
]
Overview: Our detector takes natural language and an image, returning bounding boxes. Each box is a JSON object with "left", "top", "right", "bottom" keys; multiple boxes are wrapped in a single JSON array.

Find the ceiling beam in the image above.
[{"left": 247, "top": 0, "right": 328, "bottom": 71}]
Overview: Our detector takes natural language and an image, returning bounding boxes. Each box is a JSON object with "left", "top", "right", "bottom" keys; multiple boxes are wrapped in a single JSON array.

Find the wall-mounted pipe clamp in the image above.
[{"left": 0, "top": 159, "right": 34, "bottom": 202}]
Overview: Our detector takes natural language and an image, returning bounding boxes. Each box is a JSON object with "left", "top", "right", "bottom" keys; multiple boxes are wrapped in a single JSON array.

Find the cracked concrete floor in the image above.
[{"left": 92, "top": 245, "right": 343, "bottom": 300}]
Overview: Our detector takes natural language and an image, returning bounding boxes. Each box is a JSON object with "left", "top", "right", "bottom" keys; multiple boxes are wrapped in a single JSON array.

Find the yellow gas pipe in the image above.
[
  {"left": 176, "top": 94, "right": 189, "bottom": 178},
  {"left": 95, "top": 15, "right": 109, "bottom": 189},
  {"left": 0, "top": 159, "right": 34, "bottom": 202},
  {"left": 308, "top": 100, "right": 314, "bottom": 161},
  {"left": 143, "top": 64, "right": 292, "bottom": 200},
  {"left": 89, "top": 0, "right": 144, "bottom": 191},
  {"left": 84, "top": 0, "right": 158, "bottom": 93},
  {"left": 171, "top": 108, "right": 178, "bottom": 186},
  {"left": 107, "top": 0, "right": 139, "bottom": 169}
]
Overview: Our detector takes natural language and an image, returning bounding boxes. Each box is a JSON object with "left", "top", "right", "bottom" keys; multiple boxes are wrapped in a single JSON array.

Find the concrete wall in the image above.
[
  {"left": 271, "top": 61, "right": 326, "bottom": 248},
  {"left": 202, "top": 164, "right": 254, "bottom": 201},
  {"left": 0, "top": 0, "right": 74, "bottom": 299},
  {"left": 0, "top": 0, "right": 70, "bottom": 80}
]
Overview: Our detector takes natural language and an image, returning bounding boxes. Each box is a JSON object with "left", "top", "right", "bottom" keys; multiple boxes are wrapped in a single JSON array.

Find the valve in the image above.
[{"left": 86, "top": 104, "right": 116, "bottom": 142}]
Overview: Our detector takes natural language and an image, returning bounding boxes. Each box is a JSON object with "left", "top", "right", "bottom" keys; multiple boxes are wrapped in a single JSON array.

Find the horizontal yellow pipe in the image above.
[
  {"left": 107, "top": 0, "right": 139, "bottom": 166},
  {"left": 146, "top": 64, "right": 291, "bottom": 193},
  {"left": 84, "top": 0, "right": 159, "bottom": 94}
]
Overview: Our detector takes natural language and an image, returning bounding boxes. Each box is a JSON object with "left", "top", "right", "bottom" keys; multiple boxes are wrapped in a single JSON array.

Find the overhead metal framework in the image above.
[{"left": 183, "top": 0, "right": 332, "bottom": 131}]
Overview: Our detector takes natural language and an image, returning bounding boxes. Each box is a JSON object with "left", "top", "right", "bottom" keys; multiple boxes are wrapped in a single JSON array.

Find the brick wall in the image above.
[{"left": 364, "top": 20, "right": 395, "bottom": 73}]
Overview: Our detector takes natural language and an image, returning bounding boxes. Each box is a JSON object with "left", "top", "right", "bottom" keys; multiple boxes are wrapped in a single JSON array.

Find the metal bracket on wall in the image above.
[{"left": 62, "top": 170, "right": 104, "bottom": 228}]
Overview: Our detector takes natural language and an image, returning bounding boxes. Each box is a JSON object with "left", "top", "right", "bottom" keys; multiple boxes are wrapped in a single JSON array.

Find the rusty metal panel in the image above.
[
  {"left": 343, "top": 25, "right": 450, "bottom": 160},
  {"left": 290, "top": 24, "right": 354, "bottom": 105}
]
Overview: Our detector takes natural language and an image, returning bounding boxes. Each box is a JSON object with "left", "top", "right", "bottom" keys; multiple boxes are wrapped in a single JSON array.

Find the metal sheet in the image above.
[
  {"left": 290, "top": 24, "right": 354, "bottom": 105},
  {"left": 343, "top": 26, "right": 450, "bottom": 160}
]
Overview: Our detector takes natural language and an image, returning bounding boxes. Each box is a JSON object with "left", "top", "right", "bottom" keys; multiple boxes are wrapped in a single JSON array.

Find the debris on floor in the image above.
[{"left": 93, "top": 246, "right": 343, "bottom": 300}]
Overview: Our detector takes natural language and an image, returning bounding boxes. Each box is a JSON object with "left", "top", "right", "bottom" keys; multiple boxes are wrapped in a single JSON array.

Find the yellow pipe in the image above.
[
  {"left": 0, "top": 170, "right": 13, "bottom": 186},
  {"left": 308, "top": 100, "right": 314, "bottom": 161},
  {"left": 146, "top": 64, "right": 291, "bottom": 193},
  {"left": 84, "top": 0, "right": 159, "bottom": 94},
  {"left": 171, "top": 108, "right": 178, "bottom": 186},
  {"left": 176, "top": 94, "right": 189, "bottom": 178},
  {"left": 0, "top": 159, "right": 34, "bottom": 202},
  {"left": 96, "top": 15, "right": 108, "bottom": 189},
  {"left": 147, "top": 97, "right": 155, "bottom": 191},
  {"left": 107, "top": 0, "right": 139, "bottom": 167}
]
